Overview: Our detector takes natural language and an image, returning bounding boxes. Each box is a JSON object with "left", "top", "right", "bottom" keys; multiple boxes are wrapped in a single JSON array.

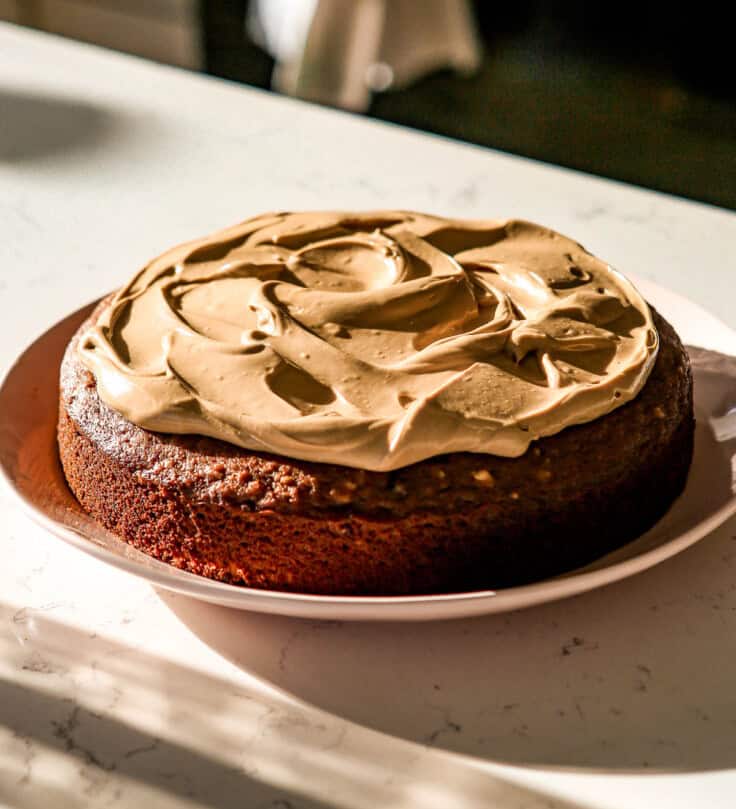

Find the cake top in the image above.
[{"left": 78, "top": 211, "right": 658, "bottom": 471}]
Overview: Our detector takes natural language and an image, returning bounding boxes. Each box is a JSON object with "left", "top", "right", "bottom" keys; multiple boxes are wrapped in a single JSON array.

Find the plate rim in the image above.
[{"left": 2, "top": 280, "right": 736, "bottom": 620}]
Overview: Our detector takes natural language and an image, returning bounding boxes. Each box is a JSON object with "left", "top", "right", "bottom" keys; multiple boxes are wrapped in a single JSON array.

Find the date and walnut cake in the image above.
[{"left": 57, "top": 211, "right": 694, "bottom": 595}]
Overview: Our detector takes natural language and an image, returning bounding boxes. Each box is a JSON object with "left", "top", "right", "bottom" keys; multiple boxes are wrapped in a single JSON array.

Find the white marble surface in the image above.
[{"left": 2, "top": 22, "right": 736, "bottom": 809}]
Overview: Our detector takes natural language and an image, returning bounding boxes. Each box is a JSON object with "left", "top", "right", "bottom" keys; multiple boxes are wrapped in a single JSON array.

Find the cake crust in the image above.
[{"left": 58, "top": 301, "right": 694, "bottom": 595}]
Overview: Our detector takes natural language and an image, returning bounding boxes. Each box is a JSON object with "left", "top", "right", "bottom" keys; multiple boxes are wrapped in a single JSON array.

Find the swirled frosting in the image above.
[{"left": 78, "top": 211, "right": 658, "bottom": 471}]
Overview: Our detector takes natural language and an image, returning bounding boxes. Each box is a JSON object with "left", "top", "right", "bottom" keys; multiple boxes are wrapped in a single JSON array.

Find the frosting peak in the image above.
[{"left": 78, "top": 212, "right": 658, "bottom": 470}]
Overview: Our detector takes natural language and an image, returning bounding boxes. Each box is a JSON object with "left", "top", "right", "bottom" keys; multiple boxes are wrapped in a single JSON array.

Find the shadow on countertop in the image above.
[
  {"left": 0, "top": 88, "right": 119, "bottom": 162},
  {"left": 0, "top": 603, "right": 589, "bottom": 809},
  {"left": 0, "top": 609, "right": 333, "bottom": 809},
  {"left": 162, "top": 512, "right": 736, "bottom": 774}
]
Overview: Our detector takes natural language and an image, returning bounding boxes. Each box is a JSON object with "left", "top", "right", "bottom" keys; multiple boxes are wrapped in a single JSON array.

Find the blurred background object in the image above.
[
  {"left": 2, "top": 0, "right": 735, "bottom": 209},
  {"left": 247, "top": 0, "right": 481, "bottom": 111},
  {"left": 0, "top": 0, "right": 202, "bottom": 67}
]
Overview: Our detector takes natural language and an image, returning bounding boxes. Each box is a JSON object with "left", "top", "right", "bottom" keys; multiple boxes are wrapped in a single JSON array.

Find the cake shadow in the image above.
[
  {"left": 161, "top": 515, "right": 736, "bottom": 773},
  {"left": 0, "top": 603, "right": 591, "bottom": 809}
]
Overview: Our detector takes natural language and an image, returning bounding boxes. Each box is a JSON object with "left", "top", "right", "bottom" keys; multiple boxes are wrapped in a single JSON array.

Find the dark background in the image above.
[{"left": 202, "top": 1, "right": 736, "bottom": 211}]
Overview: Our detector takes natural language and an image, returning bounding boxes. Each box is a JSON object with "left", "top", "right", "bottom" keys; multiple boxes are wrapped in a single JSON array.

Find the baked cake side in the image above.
[{"left": 58, "top": 305, "right": 693, "bottom": 595}]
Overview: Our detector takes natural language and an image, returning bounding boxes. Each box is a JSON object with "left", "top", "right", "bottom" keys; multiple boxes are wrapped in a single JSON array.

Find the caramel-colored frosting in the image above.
[{"left": 78, "top": 212, "right": 658, "bottom": 470}]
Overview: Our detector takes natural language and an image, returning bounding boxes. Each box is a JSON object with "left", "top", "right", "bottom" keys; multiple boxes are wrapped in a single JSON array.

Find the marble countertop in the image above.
[{"left": 2, "top": 22, "right": 736, "bottom": 809}]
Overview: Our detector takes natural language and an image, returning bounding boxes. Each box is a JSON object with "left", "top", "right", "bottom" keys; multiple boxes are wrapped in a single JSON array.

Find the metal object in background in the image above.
[{"left": 248, "top": 0, "right": 481, "bottom": 111}]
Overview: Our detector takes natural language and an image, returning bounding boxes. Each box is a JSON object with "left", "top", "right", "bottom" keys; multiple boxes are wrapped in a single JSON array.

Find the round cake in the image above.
[{"left": 57, "top": 212, "right": 694, "bottom": 595}]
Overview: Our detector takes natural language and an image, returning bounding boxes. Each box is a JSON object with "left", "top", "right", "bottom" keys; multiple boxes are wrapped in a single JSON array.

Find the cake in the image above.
[{"left": 57, "top": 212, "right": 694, "bottom": 595}]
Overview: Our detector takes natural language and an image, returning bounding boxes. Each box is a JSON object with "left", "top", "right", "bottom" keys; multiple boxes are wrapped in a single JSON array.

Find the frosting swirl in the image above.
[{"left": 78, "top": 211, "right": 658, "bottom": 471}]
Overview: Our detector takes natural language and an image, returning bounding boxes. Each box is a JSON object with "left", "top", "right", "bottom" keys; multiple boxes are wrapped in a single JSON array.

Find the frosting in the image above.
[{"left": 78, "top": 212, "right": 659, "bottom": 471}]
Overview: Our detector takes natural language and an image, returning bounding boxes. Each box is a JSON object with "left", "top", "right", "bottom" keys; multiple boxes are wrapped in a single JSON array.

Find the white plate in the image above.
[{"left": 2, "top": 278, "right": 736, "bottom": 621}]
